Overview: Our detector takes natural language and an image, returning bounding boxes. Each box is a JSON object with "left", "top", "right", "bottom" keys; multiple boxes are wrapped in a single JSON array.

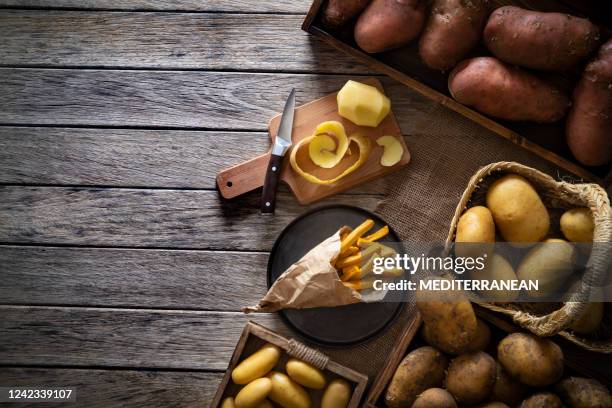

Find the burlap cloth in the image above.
[{"left": 315, "top": 101, "right": 579, "bottom": 385}]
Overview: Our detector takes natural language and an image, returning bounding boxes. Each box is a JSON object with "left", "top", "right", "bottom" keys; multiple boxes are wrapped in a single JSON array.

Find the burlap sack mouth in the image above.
[{"left": 444, "top": 161, "right": 612, "bottom": 353}]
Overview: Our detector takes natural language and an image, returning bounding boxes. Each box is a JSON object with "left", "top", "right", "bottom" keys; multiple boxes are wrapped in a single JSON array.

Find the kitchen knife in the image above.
[{"left": 261, "top": 89, "right": 296, "bottom": 214}]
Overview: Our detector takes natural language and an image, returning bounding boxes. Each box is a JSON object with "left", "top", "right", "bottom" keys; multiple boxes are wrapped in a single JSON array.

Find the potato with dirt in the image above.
[
  {"left": 566, "top": 39, "right": 612, "bottom": 167},
  {"left": 354, "top": 0, "right": 426, "bottom": 53},
  {"left": 419, "top": 0, "right": 489, "bottom": 71},
  {"left": 321, "top": 0, "right": 372, "bottom": 29},
  {"left": 445, "top": 351, "right": 497, "bottom": 406},
  {"left": 483, "top": 6, "right": 600, "bottom": 71},
  {"left": 448, "top": 57, "right": 569, "bottom": 122},
  {"left": 411, "top": 388, "right": 457, "bottom": 408},
  {"left": 498, "top": 333, "right": 563, "bottom": 387},
  {"left": 556, "top": 377, "right": 612, "bottom": 408},
  {"left": 518, "top": 392, "right": 565, "bottom": 408},
  {"left": 385, "top": 346, "right": 448, "bottom": 408},
  {"left": 491, "top": 363, "right": 529, "bottom": 406}
]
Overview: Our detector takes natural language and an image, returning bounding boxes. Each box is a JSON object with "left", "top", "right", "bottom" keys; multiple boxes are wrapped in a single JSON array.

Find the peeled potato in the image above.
[
  {"left": 561, "top": 208, "right": 595, "bottom": 242},
  {"left": 376, "top": 135, "right": 404, "bottom": 166},
  {"left": 337, "top": 80, "right": 390, "bottom": 127},
  {"left": 308, "top": 121, "right": 349, "bottom": 169}
]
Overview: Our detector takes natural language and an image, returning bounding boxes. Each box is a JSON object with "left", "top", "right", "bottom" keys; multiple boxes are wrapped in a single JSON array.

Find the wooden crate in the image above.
[
  {"left": 365, "top": 306, "right": 612, "bottom": 407},
  {"left": 210, "top": 321, "right": 368, "bottom": 408},
  {"left": 302, "top": 0, "right": 611, "bottom": 185}
]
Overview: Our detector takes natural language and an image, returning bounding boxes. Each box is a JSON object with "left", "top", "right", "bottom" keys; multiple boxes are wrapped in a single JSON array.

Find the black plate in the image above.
[{"left": 267, "top": 205, "right": 404, "bottom": 346}]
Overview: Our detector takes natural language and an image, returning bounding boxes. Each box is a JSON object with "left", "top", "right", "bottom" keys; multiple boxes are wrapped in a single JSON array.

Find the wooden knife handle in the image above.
[
  {"left": 261, "top": 154, "right": 284, "bottom": 214},
  {"left": 216, "top": 152, "right": 269, "bottom": 199}
]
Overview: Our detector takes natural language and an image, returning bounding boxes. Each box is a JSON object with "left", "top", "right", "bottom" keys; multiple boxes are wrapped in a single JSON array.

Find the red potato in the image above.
[
  {"left": 355, "top": 0, "right": 426, "bottom": 53},
  {"left": 448, "top": 57, "right": 570, "bottom": 123},
  {"left": 484, "top": 6, "right": 600, "bottom": 71},
  {"left": 321, "top": 0, "right": 372, "bottom": 29},
  {"left": 566, "top": 39, "right": 612, "bottom": 166},
  {"left": 419, "top": 0, "right": 489, "bottom": 71}
]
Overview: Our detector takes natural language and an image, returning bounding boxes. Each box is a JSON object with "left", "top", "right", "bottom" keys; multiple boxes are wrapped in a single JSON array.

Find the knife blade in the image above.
[{"left": 261, "top": 89, "right": 296, "bottom": 214}]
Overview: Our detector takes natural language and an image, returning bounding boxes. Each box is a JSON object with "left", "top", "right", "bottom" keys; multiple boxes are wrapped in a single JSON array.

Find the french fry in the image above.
[
  {"left": 345, "top": 246, "right": 359, "bottom": 256},
  {"left": 336, "top": 253, "right": 362, "bottom": 269},
  {"left": 358, "top": 225, "right": 389, "bottom": 245},
  {"left": 341, "top": 265, "right": 360, "bottom": 281},
  {"left": 340, "top": 219, "right": 374, "bottom": 254}
]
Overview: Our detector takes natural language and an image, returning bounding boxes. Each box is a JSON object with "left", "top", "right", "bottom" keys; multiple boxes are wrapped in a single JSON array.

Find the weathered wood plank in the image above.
[
  {"left": 0, "top": 306, "right": 289, "bottom": 370},
  {"left": 0, "top": 126, "right": 387, "bottom": 193},
  {"left": 0, "top": 69, "right": 431, "bottom": 131},
  {"left": 0, "top": 187, "right": 381, "bottom": 250},
  {"left": 0, "top": 0, "right": 310, "bottom": 13},
  {"left": 0, "top": 246, "right": 268, "bottom": 310},
  {"left": 0, "top": 11, "right": 369, "bottom": 73},
  {"left": 0, "top": 368, "right": 221, "bottom": 408}
]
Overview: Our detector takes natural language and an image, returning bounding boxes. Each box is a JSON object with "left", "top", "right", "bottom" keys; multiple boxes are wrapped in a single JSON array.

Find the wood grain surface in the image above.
[
  {"left": 0, "top": 69, "right": 427, "bottom": 130},
  {"left": 0, "top": 11, "right": 370, "bottom": 72},
  {"left": 0, "top": 368, "right": 222, "bottom": 408}
]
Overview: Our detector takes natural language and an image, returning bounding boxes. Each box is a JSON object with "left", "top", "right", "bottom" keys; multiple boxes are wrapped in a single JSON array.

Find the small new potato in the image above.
[
  {"left": 490, "top": 363, "right": 528, "bottom": 406},
  {"left": 455, "top": 206, "right": 495, "bottom": 258},
  {"left": 411, "top": 388, "right": 457, "bottom": 408},
  {"left": 486, "top": 174, "right": 550, "bottom": 243},
  {"left": 484, "top": 6, "right": 600, "bottom": 71},
  {"left": 556, "top": 377, "right": 612, "bottom": 408},
  {"left": 267, "top": 371, "right": 311, "bottom": 408},
  {"left": 519, "top": 393, "right": 564, "bottom": 408},
  {"left": 471, "top": 253, "right": 519, "bottom": 302},
  {"left": 385, "top": 346, "right": 448, "bottom": 408},
  {"left": 355, "top": 0, "right": 426, "bottom": 53},
  {"left": 449, "top": 57, "right": 569, "bottom": 123},
  {"left": 561, "top": 208, "right": 595, "bottom": 243},
  {"left": 516, "top": 239, "right": 576, "bottom": 298},
  {"left": 285, "top": 358, "right": 326, "bottom": 389},
  {"left": 235, "top": 378, "right": 273, "bottom": 408},
  {"left": 445, "top": 351, "right": 497, "bottom": 406},
  {"left": 321, "top": 379, "right": 351, "bottom": 408},
  {"left": 498, "top": 333, "right": 563, "bottom": 387},
  {"left": 419, "top": 0, "right": 489, "bottom": 70},
  {"left": 232, "top": 344, "right": 281, "bottom": 385}
]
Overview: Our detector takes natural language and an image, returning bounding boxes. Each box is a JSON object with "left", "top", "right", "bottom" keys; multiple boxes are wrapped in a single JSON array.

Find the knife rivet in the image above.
[
  {"left": 272, "top": 166, "right": 277, "bottom": 172},
  {"left": 265, "top": 202, "right": 271, "bottom": 207}
]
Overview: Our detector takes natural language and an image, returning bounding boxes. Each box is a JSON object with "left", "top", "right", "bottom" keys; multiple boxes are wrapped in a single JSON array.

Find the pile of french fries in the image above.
[{"left": 334, "top": 219, "right": 403, "bottom": 291}]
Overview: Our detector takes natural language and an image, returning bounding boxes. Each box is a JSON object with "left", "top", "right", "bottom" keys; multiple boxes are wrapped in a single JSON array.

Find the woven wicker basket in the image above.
[{"left": 445, "top": 161, "right": 612, "bottom": 353}]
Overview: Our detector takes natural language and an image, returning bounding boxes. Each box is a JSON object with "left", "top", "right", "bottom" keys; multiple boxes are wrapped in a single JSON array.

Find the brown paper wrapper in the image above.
[{"left": 243, "top": 228, "right": 366, "bottom": 313}]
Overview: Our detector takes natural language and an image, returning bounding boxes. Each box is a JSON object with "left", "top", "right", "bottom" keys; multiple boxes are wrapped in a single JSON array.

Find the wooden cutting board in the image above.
[{"left": 216, "top": 78, "right": 410, "bottom": 205}]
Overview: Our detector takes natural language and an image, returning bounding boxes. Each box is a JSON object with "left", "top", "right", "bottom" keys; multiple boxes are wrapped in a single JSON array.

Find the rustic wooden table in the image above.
[{"left": 0, "top": 2, "right": 609, "bottom": 407}]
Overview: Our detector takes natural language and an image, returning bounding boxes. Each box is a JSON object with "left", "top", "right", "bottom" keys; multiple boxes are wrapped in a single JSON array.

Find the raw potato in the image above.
[
  {"left": 416, "top": 284, "right": 479, "bottom": 354},
  {"left": 222, "top": 397, "right": 237, "bottom": 408},
  {"left": 354, "top": 0, "right": 426, "bottom": 53},
  {"left": 561, "top": 208, "right": 595, "bottom": 243},
  {"left": 377, "top": 136, "right": 404, "bottom": 166},
  {"left": 445, "top": 351, "right": 497, "bottom": 406},
  {"left": 232, "top": 344, "right": 281, "bottom": 385},
  {"left": 518, "top": 392, "right": 564, "bottom": 408},
  {"left": 256, "top": 401, "right": 273, "bottom": 408},
  {"left": 556, "top": 377, "right": 612, "bottom": 408},
  {"left": 516, "top": 238, "right": 576, "bottom": 298},
  {"left": 419, "top": 0, "right": 489, "bottom": 70},
  {"left": 448, "top": 57, "right": 569, "bottom": 123},
  {"left": 235, "top": 378, "right": 273, "bottom": 408},
  {"left": 485, "top": 174, "right": 550, "bottom": 243},
  {"left": 412, "top": 388, "right": 457, "bottom": 408},
  {"left": 455, "top": 206, "right": 495, "bottom": 258},
  {"left": 498, "top": 333, "right": 563, "bottom": 387},
  {"left": 484, "top": 6, "right": 600, "bottom": 71},
  {"left": 567, "top": 39, "right": 612, "bottom": 166},
  {"left": 424, "top": 318, "right": 490, "bottom": 353},
  {"left": 570, "top": 302, "right": 604, "bottom": 334},
  {"left": 308, "top": 121, "right": 349, "bottom": 169},
  {"left": 285, "top": 358, "right": 326, "bottom": 390},
  {"left": 491, "top": 363, "right": 529, "bottom": 406},
  {"left": 337, "top": 80, "right": 391, "bottom": 127},
  {"left": 267, "top": 372, "right": 311, "bottom": 408},
  {"left": 385, "top": 346, "right": 448, "bottom": 408},
  {"left": 321, "top": 0, "right": 372, "bottom": 29},
  {"left": 321, "top": 379, "right": 351, "bottom": 408},
  {"left": 471, "top": 253, "right": 519, "bottom": 301}
]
